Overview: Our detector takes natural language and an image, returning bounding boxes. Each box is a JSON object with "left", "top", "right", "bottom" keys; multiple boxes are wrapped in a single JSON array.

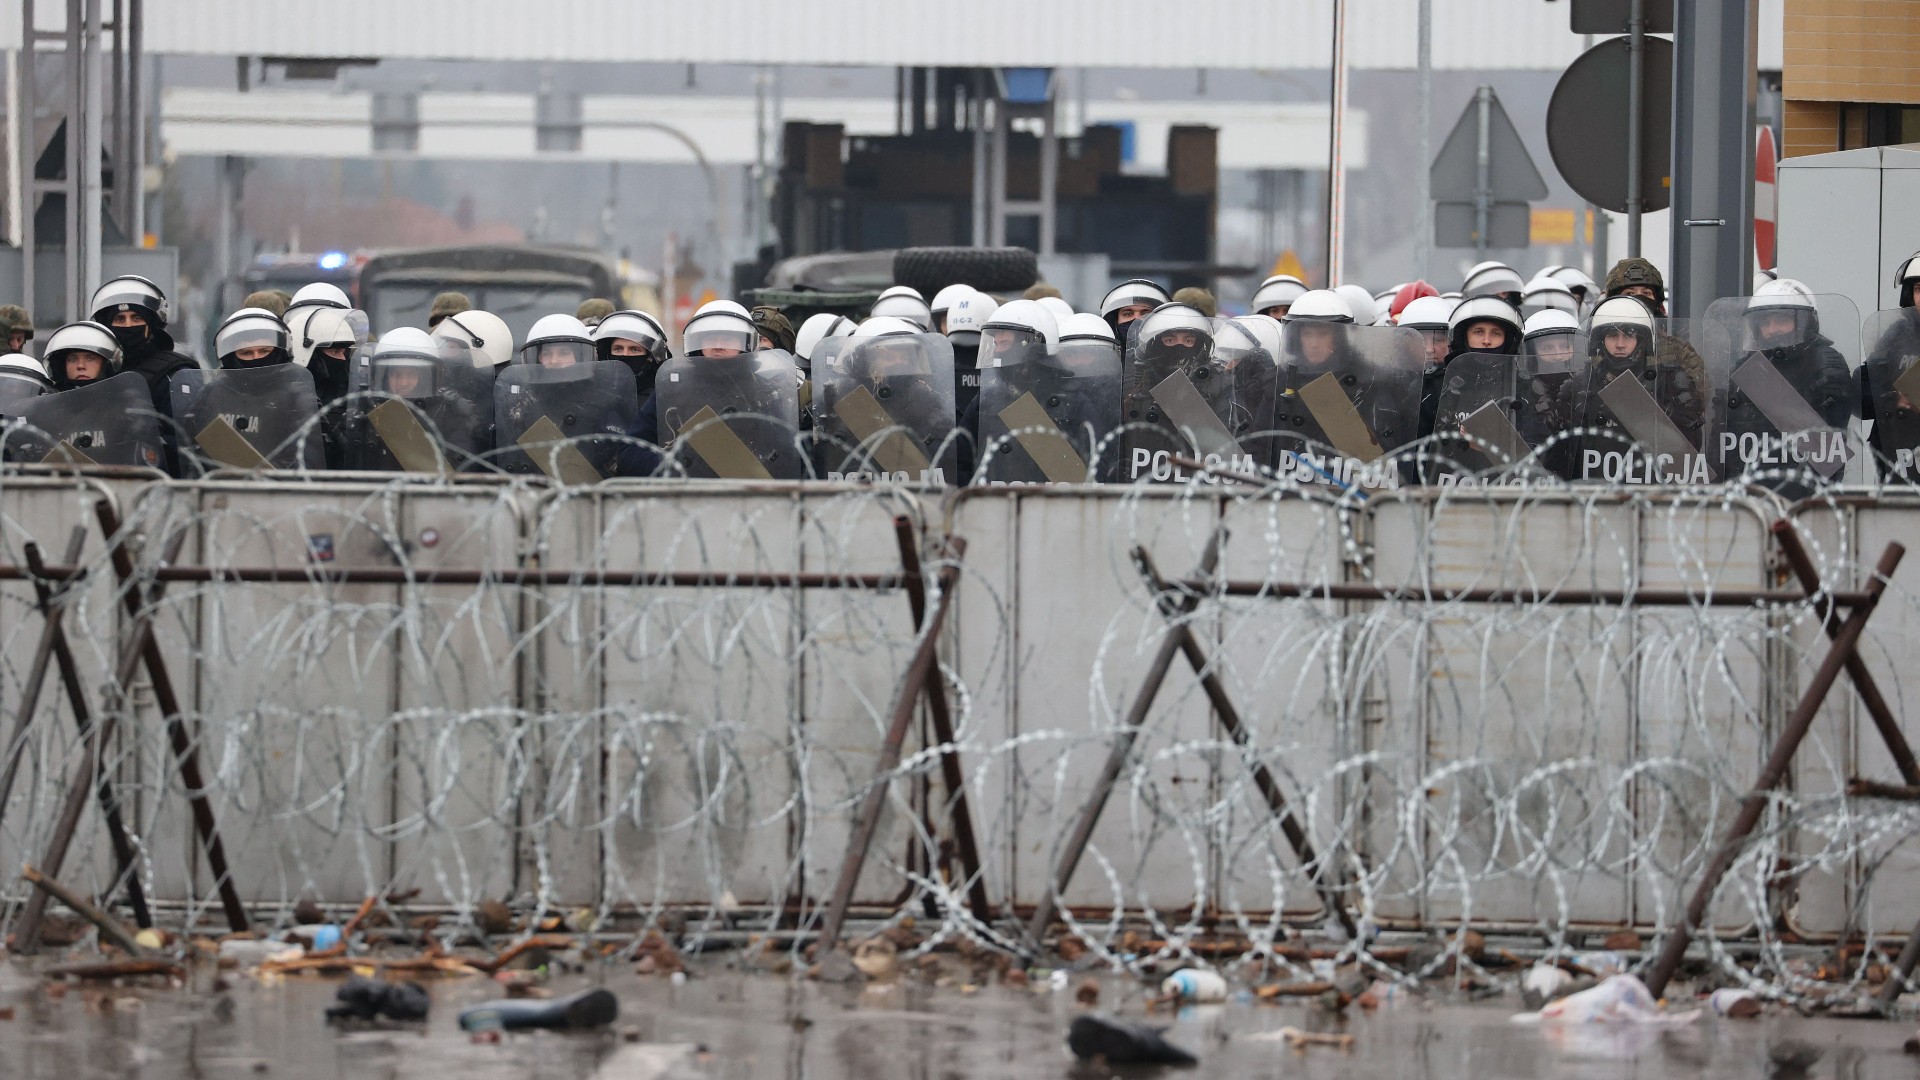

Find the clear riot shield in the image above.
[
  {"left": 170, "top": 364, "right": 324, "bottom": 473},
  {"left": 1427, "top": 352, "right": 1531, "bottom": 477},
  {"left": 1269, "top": 322, "right": 1424, "bottom": 490},
  {"left": 1703, "top": 293, "right": 1860, "bottom": 490},
  {"left": 655, "top": 349, "right": 805, "bottom": 480},
  {"left": 978, "top": 335, "right": 1122, "bottom": 484},
  {"left": 1549, "top": 319, "right": 1718, "bottom": 485},
  {"left": 1118, "top": 317, "right": 1266, "bottom": 484},
  {"left": 491, "top": 362, "right": 639, "bottom": 484},
  {"left": 347, "top": 342, "right": 496, "bottom": 474},
  {"left": 5, "top": 372, "right": 164, "bottom": 469},
  {"left": 1861, "top": 308, "right": 1920, "bottom": 483},
  {"left": 809, "top": 333, "right": 957, "bottom": 484}
]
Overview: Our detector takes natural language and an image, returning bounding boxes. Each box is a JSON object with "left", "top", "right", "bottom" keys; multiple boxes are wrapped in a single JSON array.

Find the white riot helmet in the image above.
[
  {"left": 870, "top": 287, "right": 933, "bottom": 331},
  {"left": 214, "top": 307, "right": 292, "bottom": 368},
  {"left": 944, "top": 291, "right": 999, "bottom": 345},
  {"left": 1896, "top": 251, "right": 1920, "bottom": 308},
  {"left": 1035, "top": 295, "right": 1075, "bottom": 327},
  {"left": 88, "top": 274, "right": 170, "bottom": 328},
  {"left": 370, "top": 327, "right": 441, "bottom": 399},
  {"left": 1523, "top": 308, "right": 1581, "bottom": 341},
  {"left": 1332, "top": 285, "right": 1377, "bottom": 326},
  {"left": 681, "top": 309, "right": 760, "bottom": 358},
  {"left": 433, "top": 309, "right": 515, "bottom": 370},
  {"left": 794, "top": 312, "right": 856, "bottom": 365},
  {"left": 1461, "top": 261, "right": 1525, "bottom": 300},
  {"left": 1587, "top": 295, "right": 1656, "bottom": 357},
  {"left": 1099, "top": 278, "right": 1171, "bottom": 319},
  {"left": 1522, "top": 309, "right": 1582, "bottom": 368},
  {"left": 1521, "top": 277, "right": 1579, "bottom": 316},
  {"left": 1446, "top": 296, "right": 1523, "bottom": 355},
  {"left": 518, "top": 313, "right": 594, "bottom": 367},
  {"left": 41, "top": 321, "right": 120, "bottom": 389},
  {"left": 593, "top": 310, "right": 669, "bottom": 365},
  {"left": 1059, "top": 312, "right": 1118, "bottom": 344},
  {"left": 1541, "top": 264, "right": 1598, "bottom": 304},
  {"left": 1397, "top": 295, "right": 1453, "bottom": 332},
  {"left": 693, "top": 299, "right": 751, "bottom": 319},
  {"left": 977, "top": 299, "right": 1059, "bottom": 368},
  {"left": 292, "top": 306, "right": 370, "bottom": 368},
  {"left": 1252, "top": 275, "right": 1309, "bottom": 316},
  {"left": 1280, "top": 289, "right": 1355, "bottom": 324},
  {"left": 286, "top": 282, "right": 351, "bottom": 314},
  {"left": 0, "top": 352, "right": 50, "bottom": 405},
  {"left": 851, "top": 315, "right": 922, "bottom": 340},
  {"left": 1745, "top": 278, "right": 1820, "bottom": 348},
  {"left": 929, "top": 284, "right": 976, "bottom": 321}
]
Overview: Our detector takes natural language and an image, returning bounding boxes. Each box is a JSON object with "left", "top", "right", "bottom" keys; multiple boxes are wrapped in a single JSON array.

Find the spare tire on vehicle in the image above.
[{"left": 891, "top": 247, "right": 1038, "bottom": 297}]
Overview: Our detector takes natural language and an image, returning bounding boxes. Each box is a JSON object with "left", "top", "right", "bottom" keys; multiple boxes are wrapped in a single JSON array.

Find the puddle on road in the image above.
[{"left": 0, "top": 959, "right": 1912, "bottom": 1079}]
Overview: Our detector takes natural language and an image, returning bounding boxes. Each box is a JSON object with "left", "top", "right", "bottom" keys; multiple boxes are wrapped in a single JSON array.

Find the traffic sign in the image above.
[
  {"left": 1754, "top": 124, "right": 1778, "bottom": 270},
  {"left": 1546, "top": 35, "right": 1674, "bottom": 214},
  {"left": 1430, "top": 87, "right": 1547, "bottom": 251},
  {"left": 1570, "top": 0, "right": 1675, "bottom": 34}
]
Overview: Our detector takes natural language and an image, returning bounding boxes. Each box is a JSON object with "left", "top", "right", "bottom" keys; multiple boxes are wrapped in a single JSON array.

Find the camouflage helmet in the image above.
[
  {"left": 1170, "top": 286, "right": 1219, "bottom": 318},
  {"left": 241, "top": 290, "right": 289, "bottom": 316},
  {"left": 749, "top": 306, "right": 796, "bottom": 353},
  {"left": 575, "top": 297, "right": 615, "bottom": 326},
  {"left": 0, "top": 304, "right": 32, "bottom": 342},
  {"left": 428, "top": 291, "right": 473, "bottom": 327},
  {"left": 1603, "top": 258, "right": 1666, "bottom": 307}
]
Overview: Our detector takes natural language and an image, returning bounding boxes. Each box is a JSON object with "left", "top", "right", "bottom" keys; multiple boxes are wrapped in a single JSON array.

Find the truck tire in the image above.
[{"left": 891, "top": 247, "right": 1038, "bottom": 297}]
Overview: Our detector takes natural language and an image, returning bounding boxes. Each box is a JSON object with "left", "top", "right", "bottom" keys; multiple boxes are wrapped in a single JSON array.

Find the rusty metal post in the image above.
[
  {"left": 890, "top": 516, "right": 993, "bottom": 927},
  {"left": 1133, "top": 545, "right": 1356, "bottom": 939},
  {"left": 1644, "top": 540, "right": 1905, "bottom": 998},
  {"left": 93, "top": 499, "right": 249, "bottom": 933},
  {"left": 0, "top": 528, "right": 89, "bottom": 816},
  {"left": 815, "top": 537, "right": 967, "bottom": 952},
  {"left": 1021, "top": 533, "right": 1225, "bottom": 955},
  {"left": 1771, "top": 519, "right": 1920, "bottom": 786}
]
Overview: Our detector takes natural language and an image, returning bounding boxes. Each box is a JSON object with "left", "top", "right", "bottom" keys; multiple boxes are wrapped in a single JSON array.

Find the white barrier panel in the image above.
[{"left": 5, "top": 472, "right": 1920, "bottom": 966}]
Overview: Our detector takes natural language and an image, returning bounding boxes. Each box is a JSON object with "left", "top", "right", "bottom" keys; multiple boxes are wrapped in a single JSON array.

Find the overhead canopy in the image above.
[{"left": 8, "top": 0, "right": 1786, "bottom": 71}]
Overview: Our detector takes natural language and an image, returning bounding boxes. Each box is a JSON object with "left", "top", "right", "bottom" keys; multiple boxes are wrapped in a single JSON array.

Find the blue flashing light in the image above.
[{"left": 318, "top": 251, "right": 348, "bottom": 271}]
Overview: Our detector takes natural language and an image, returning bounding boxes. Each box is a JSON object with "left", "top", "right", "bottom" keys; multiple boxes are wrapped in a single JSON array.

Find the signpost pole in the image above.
[
  {"left": 1473, "top": 86, "right": 1492, "bottom": 260},
  {"left": 1671, "top": 0, "right": 1758, "bottom": 324},
  {"left": 1414, "top": 0, "right": 1432, "bottom": 279},
  {"left": 1626, "top": 0, "right": 1644, "bottom": 257}
]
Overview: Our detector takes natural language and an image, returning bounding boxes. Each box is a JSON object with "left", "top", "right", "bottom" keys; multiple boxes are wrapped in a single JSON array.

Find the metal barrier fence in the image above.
[{"left": 4, "top": 467, "right": 1920, "bottom": 999}]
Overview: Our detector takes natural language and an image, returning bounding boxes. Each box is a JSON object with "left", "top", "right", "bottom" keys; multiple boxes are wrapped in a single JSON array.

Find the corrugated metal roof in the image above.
[{"left": 1, "top": 0, "right": 1783, "bottom": 71}]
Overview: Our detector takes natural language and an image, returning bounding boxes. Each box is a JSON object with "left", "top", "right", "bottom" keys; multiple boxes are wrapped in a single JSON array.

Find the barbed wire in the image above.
[{"left": 0, "top": 441, "right": 1917, "bottom": 1005}]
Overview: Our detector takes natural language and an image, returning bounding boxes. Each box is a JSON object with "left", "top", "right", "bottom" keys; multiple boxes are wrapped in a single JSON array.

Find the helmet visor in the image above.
[{"left": 518, "top": 340, "right": 595, "bottom": 368}]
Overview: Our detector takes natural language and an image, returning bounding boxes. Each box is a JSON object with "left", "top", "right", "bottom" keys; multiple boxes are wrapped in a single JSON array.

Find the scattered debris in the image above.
[
  {"left": 324, "top": 976, "right": 430, "bottom": 1023},
  {"left": 1709, "top": 988, "right": 1762, "bottom": 1018},
  {"left": 458, "top": 987, "right": 619, "bottom": 1033},
  {"left": 1515, "top": 974, "right": 1699, "bottom": 1025},
  {"left": 1521, "top": 964, "right": 1575, "bottom": 1011},
  {"left": 1066, "top": 1014, "right": 1198, "bottom": 1066},
  {"left": 21, "top": 865, "right": 147, "bottom": 956},
  {"left": 850, "top": 935, "right": 898, "bottom": 979},
  {"left": 1244, "top": 1025, "right": 1357, "bottom": 1051},
  {"left": 475, "top": 899, "right": 514, "bottom": 936},
  {"left": 1160, "top": 968, "right": 1227, "bottom": 1003},
  {"left": 1075, "top": 978, "right": 1100, "bottom": 1006},
  {"left": 48, "top": 959, "right": 185, "bottom": 981}
]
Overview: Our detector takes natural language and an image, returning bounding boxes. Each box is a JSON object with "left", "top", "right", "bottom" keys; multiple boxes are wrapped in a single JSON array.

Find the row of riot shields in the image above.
[{"left": 17, "top": 295, "right": 1920, "bottom": 492}]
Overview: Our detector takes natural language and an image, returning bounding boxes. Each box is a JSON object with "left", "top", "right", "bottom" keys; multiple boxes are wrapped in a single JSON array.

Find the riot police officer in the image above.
[
  {"left": 871, "top": 286, "right": 933, "bottom": 331},
  {"left": 88, "top": 274, "right": 194, "bottom": 421},
  {"left": 42, "top": 321, "right": 121, "bottom": 391},
  {"left": 1863, "top": 250, "right": 1920, "bottom": 478},
  {"left": 1551, "top": 295, "right": 1710, "bottom": 483},
  {"left": 1717, "top": 279, "right": 1854, "bottom": 485},
  {"left": 593, "top": 309, "right": 671, "bottom": 406},
  {"left": 0, "top": 352, "right": 48, "bottom": 413},
  {"left": 1099, "top": 278, "right": 1171, "bottom": 344},
  {"left": 1251, "top": 274, "right": 1309, "bottom": 321}
]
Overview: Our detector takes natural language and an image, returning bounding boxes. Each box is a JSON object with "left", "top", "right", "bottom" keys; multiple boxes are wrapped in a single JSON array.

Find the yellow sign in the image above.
[
  {"left": 1268, "top": 250, "right": 1310, "bottom": 285},
  {"left": 1528, "top": 209, "right": 1596, "bottom": 247}
]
